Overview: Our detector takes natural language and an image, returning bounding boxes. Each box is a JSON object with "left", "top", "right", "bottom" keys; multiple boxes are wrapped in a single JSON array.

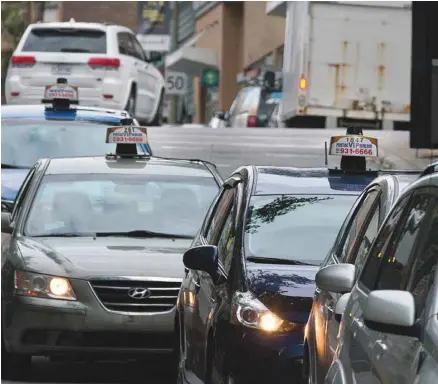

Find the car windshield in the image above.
[
  {"left": 244, "top": 194, "right": 357, "bottom": 265},
  {"left": 257, "top": 91, "right": 281, "bottom": 122},
  {"left": 25, "top": 174, "right": 219, "bottom": 238},
  {"left": 1, "top": 118, "right": 127, "bottom": 168}
]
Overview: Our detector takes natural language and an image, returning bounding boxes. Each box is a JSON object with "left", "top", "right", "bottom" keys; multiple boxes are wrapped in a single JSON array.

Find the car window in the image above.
[
  {"left": 1, "top": 119, "right": 133, "bottom": 168},
  {"left": 129, "top": 34, "right": 146, "bottom": 61},
  {"left": 205, "top": 188, "right": 235, "bottom": 244},
  {"left": 216, "top": 201, "right": 236, "bottom": 274},
  {"left": 338, "top": 190, "right": 379, "bottom": 262},
  {"left": 25, "top": 173, "right": 218, "bottom": 238},
  {"left": 359, "top": 194, "right": 412, "bottom": 290},
  {"left": 117, "top": 32, "right": 135, "bottom": 57},
  {"left": 374, "top": 192, "right": 432, "bottom": 291},
  {"left": 21, "top": 28, "right": 106, "bottom": 53},
  {"left": 407, "top": 198, "right": 438, "bottom": 318},
  {"left": 244, "top": 194, "right": 357, "bottom": 265},
  {"left": 351, "top": 206, "right": 380, "bottom": 278},
  {"left": 257, "top": 91, "right": 281, "bottom": 123},
  {"left": 11, "top": 167, "right": 36, "bottom": 223}
]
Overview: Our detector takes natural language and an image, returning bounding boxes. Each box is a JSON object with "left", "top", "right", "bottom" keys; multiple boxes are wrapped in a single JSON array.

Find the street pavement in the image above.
[{"left": 2, "top": 127, "right": 435, "bottom": 384}]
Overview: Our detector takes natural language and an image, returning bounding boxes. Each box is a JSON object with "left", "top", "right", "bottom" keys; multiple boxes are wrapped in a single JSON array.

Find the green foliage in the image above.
[{"left": 1, "top": 2, "right": 26, "bottom": 46}]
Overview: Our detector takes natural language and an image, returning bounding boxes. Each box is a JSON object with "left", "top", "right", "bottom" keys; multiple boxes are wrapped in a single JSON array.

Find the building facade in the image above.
[{"left": 167, "top": 1, "right": 286, "bottom": 123}]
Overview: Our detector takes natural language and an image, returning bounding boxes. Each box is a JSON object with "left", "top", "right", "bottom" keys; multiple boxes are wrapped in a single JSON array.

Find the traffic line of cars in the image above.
[{"left": 1, "top": 85, "right": 437, "bottom": 383}]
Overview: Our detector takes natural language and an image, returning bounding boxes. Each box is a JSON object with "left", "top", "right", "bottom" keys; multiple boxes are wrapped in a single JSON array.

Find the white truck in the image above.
[{"left": 282, "top": 1, "right": 412, "bottom": 130}]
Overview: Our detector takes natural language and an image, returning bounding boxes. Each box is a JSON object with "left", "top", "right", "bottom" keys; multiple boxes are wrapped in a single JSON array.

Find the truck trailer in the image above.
[{"left": 282, "top": 1, "right": 412, "bottom": 130}]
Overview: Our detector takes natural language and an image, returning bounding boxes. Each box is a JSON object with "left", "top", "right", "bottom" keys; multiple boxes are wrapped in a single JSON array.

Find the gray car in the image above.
[
  {"left": 304, "top": 172, "right": 419, "bottom": 384},
  {"left": 316, "top": 166, "right": 438, "bottom": 384},
  {"left": 1, "top": 152, "right": 222, "bottom": 380}
]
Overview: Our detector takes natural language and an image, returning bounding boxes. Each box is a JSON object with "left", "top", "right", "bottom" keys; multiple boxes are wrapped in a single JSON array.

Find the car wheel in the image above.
[
  {"left": 1, "top": 336, "right": 32, "bottom": 380},
  {"left": 125, "top": 88, "right": 136, "bottom": 117},
  {"left": 149, "top": 90, "right": 164, "bottom": 126}
]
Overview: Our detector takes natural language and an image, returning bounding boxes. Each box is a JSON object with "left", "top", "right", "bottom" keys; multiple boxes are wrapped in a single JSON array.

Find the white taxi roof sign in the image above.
[
  {"left": 329, "top": 135, "right": 378, "bottom": 157},
  {"left": 106, "top": 126, "right": 148, "bottom": 144},
  {"left": 43, "top": 83, "right": 78, "bottom": 101}
]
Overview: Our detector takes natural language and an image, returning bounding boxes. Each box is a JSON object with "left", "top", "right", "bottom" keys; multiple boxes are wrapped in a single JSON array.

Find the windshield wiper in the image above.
[
  {"left": 1, "top": 163, "right": 28, "bottom": 169},
  {"left": 32, "top": 232, "right": 94, "bottom": 237},
  {"left": 247, "top": 257, "right": 317, "bottom": 266},
  {"left": 95, "top": 230, "right": 193, "bottom": 239}
]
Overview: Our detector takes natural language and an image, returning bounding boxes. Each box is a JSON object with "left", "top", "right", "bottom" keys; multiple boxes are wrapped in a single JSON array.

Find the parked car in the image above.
[
  {"left": 1, "top": 131, "right": 222, "bottom": 381},
  {"left": 304, "top": 171, "right": 420, "bottom": 384},
  {"left": 5, "top": 19, "right": 164, "bottom": 125},
  {"left": 211, "top": 70, "right": 283, "bottom": 128},
  {"left": 317, "top": 163, "right": 438, "bottom": 384},
  {"left": 1, "top": 80, "right": 152, "bottom": 209},
  {"left": 175, "top": 157, "right": 377, "bottom": 384}
]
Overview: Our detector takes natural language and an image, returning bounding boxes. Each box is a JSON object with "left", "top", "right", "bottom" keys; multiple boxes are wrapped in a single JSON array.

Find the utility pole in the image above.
[{"left": 170, "top": 1, "right": 179, "bottom": 124}]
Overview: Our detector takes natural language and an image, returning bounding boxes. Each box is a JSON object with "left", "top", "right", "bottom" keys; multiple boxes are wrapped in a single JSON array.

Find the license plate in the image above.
[{"left": 51, "top": 64, "right": 72, "bottom": 75}]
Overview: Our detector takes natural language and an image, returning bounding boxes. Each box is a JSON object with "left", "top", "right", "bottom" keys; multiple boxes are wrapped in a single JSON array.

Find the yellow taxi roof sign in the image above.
[
  {"left": 106, "top": 126, "right": 148, "bottom": 144},
  {"left": 329, "top": 134, "right": 378, "bottom": 157}
]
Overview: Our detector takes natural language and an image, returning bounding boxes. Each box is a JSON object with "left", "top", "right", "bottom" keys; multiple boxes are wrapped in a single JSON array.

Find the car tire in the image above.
[
  {"left": 125, "top": 88, "right": 136, "bottom": 118},
  {"left": 1, "top": 336, "right": 32, "bottom": 380},
  {"left": 149, "top": 90, "right": 164, "bottom": 126}
]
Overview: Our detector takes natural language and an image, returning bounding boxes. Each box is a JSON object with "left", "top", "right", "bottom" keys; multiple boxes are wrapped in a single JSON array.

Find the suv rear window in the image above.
[{"left": 21, "top": 28, "right": 107, "bottom": 54}]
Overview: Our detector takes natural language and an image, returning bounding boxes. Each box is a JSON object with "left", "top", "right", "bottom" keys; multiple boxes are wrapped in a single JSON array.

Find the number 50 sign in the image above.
[{"left": 165, "top": 71, "right": 188, "bottom": 95}]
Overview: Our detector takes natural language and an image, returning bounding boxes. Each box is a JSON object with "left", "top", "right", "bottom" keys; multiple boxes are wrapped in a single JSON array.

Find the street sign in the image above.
[
  {"left": 165, "top": 71, "right": 188, "bottom": 95},
  {"left": 201, "top": 68, "right": 219, "bottom": 88}
]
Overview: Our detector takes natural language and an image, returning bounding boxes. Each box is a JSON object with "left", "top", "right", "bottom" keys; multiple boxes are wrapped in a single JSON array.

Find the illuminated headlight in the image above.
[
  {"left": 231, "top": 291, "right": 296, "bottom": 333},
  {"left": 14, "top": 271, "right": 76, "bottom": 301}
]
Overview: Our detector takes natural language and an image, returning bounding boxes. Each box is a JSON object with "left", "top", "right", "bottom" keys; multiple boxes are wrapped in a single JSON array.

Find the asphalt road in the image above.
[{"left": 1, "top": 127, "right": 425, "bottom": 384}]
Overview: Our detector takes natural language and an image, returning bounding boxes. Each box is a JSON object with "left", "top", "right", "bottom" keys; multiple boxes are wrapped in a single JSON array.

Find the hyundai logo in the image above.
[{"left": 127, "top": 287, "right": 151, "bottom": 299}]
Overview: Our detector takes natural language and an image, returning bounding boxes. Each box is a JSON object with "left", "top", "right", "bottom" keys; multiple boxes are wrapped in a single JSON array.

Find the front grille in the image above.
[{"left": 89, "top": 279, "right": 182, "bottom": 313}]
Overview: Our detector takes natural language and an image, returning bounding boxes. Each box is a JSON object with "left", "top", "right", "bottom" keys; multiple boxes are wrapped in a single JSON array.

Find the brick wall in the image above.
[{"left": 61, "top": 1, "right": 138, "bottom": 31}]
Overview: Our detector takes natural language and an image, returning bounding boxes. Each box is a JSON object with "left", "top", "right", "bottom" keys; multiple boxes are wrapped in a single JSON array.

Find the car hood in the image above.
[
  {"left": 1, "top": 168, "right": 30, "bottom": 201},
  {"left": 17, "top": 236, "right": 193, "bottom": 280},
  {"left": 246, "top": 261, "right": 319, "bottom": 324}
]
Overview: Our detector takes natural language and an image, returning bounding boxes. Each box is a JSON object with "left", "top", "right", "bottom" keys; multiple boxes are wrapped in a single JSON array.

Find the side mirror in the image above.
[
  {"left": 315, "top": 264, "right": 356, "bottom": 294},
  {"left": 335, "top": 292, "right": 351, "bottom": 322},
  {"left": 1, "top": 212, "right": 13, "bottom": 234},
  {"left": 214, "top": 110, "right": 226, "bottom": 120},
  {"left": 1, "top": 201, "right": 13, "bottom": 213},
  {"left": 183, "top": 245, "right": 219, "bottom": 281},
  {"left": 363, "top": 290, "right": 417, "bottom": 337}
]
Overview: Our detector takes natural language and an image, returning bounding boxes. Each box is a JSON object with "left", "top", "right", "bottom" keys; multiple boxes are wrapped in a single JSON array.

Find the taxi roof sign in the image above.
[
  {"left": 329, "top": 135, "right": 379, "bottom": 158},
  {"left": 42, "top": 78, "right": 78, "bottom": 107},
  {"left": 106, "top": 126, "right": 148, "bottom": 144}
]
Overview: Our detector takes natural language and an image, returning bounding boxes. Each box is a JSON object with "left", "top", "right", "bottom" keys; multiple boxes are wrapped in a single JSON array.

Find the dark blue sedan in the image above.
[
  {"left": 1, "top": 105, "right": 152, "bottom": 207},
  {"left": 176, "top": 164, "right": 377, "bottom": 384}
]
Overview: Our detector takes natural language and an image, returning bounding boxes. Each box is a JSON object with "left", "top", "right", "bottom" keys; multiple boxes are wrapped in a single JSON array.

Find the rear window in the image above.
[{"left": 21, "top": 28, "right": 107, "bottom": 54}]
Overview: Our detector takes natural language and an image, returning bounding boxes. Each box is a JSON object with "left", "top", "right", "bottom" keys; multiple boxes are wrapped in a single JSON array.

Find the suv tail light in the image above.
[
  {"left": 11, "top": 55, "right": 36, "bottom": 67},
  {"left": 88, "top": 57, "right": 120, "bottom": 68},
  {"left": 247, "top": 115, "right": 257, "bottom": 127}
]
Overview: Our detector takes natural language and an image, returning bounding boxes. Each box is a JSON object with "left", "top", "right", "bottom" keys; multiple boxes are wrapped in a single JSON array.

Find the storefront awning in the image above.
[
  {"left": 165, "top": 22, "right": 218, "bottom": 76},
  {"left": 265, "top": 1, "right": 287, "bottom": 17}
]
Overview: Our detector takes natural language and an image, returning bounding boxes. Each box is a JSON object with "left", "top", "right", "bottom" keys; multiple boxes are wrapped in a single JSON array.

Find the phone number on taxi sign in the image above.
[
  {"left": 338, "top": 148, "right": 374, "bottom": 156},
  {"left": 112, "top": 136, "right": 144, "bottom": 143}
]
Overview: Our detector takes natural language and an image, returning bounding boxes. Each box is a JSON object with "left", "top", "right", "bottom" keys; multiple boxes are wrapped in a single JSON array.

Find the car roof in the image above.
[
  {"left": 253, "top": 166, "right": 379, "bottom": 196},
  {"left": 1, "top": 104, "right": 129, "bottom": 120},
  {"left": 44, "top": 156, "right": 217, "bottom": 179},
  {"left": 26, "top": 21, "right": 131, "bottom": 33}
]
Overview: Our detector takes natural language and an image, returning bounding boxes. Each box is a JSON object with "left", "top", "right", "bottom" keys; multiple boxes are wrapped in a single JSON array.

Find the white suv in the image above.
[{"left": 5, "top": 20, "right": 165, "bottom": 125}]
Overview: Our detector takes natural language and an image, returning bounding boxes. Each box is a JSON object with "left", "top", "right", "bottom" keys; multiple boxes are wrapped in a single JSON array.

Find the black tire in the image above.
[
  {"left": 149, "top": 90, "right": 164, "bottom": 126},
  {"left": 125, "top": 88, "right": 136, "bottom": 117},
  {"left": 1, "top": 337, "right": 32, "bottom": 380}
]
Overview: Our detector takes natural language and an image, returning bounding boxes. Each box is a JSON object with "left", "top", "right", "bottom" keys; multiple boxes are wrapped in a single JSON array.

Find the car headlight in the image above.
[
  {"left": 14, "top": 271, "right": 76, "bottom": 301},
  {"left": 231, "top": 290, "right": 296, "bottom": 333}
]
